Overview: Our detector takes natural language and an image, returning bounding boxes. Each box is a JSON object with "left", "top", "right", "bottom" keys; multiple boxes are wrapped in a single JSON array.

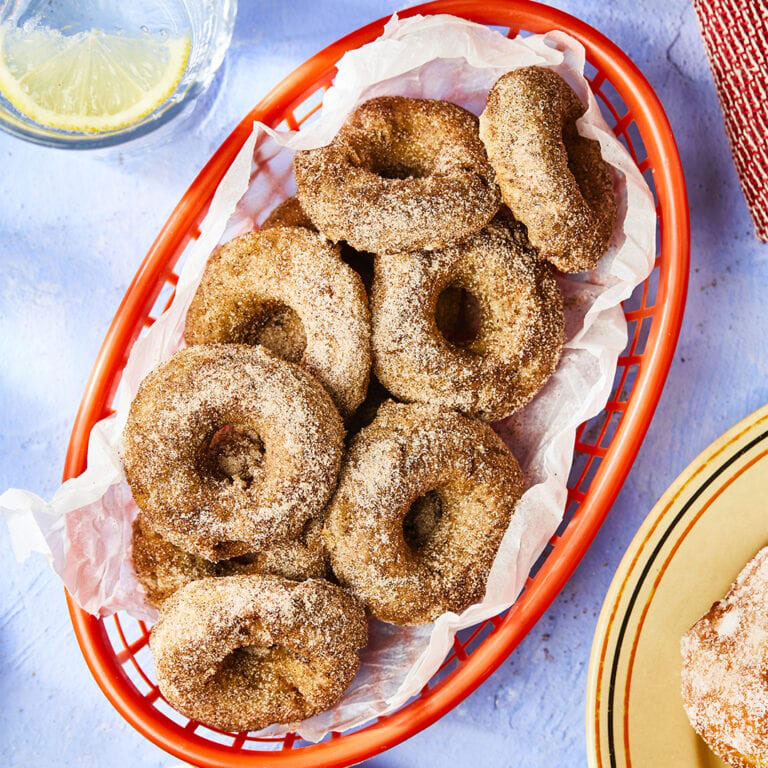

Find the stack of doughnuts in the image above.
[{"left": 122, "top": 67, "right": 617, "bottom": 733}]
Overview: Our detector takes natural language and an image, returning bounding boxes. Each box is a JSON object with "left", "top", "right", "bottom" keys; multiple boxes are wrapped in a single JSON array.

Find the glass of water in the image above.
[{"left": 0, "top": 0, "right": 237, "bottom": 148}]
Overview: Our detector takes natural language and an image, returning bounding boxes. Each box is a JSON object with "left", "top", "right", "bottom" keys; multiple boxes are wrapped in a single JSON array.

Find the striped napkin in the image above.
[{"left": 694, "top": 0, "right": 768, "bottom": 242}]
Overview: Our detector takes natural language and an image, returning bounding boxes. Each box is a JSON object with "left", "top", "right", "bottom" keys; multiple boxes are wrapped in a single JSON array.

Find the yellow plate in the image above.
[{"left": 586, "top": 404, "right": 768, "bottom": 768}]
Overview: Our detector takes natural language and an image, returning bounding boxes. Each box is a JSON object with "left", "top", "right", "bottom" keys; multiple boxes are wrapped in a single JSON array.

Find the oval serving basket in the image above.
[{"left": 63, "top": 2, "right": 689, "bottom": 766}]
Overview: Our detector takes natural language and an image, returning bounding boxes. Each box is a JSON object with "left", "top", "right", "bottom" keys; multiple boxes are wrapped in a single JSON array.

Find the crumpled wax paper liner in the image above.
[{"left": 0, "top": 13, "right": 655, "bottom": 741}]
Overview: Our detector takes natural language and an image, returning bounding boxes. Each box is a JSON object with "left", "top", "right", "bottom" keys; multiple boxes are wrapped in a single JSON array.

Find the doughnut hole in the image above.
[
  {"left": 363, "top": 135, "right": 433, "bottom": 180},
  {"left": 435, "top": 283, "right": 483, "bottom": 349},
  {"left": 214, "top": 635, "right": 297, "bottom": 701},
  {"left": 403, "top": 490, "right": 443, "bottom": 550},
  {"left": 204, "top": 425, "right": 265, "bottom": 489},
  {"left": 237, "top": 300, "right": 307, "bottom": 363},
  {"left": 353, "top": 110, "right": 443, "bottom": 180}
]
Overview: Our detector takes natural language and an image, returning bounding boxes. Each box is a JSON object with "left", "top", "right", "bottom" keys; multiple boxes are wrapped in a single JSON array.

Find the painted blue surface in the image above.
[{"left": 1, "top": 1, "right": 766, "bottom": 765}]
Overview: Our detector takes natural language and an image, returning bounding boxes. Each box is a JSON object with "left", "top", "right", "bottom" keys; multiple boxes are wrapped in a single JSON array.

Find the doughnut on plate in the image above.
[{"left": 586, "top": 404, "right": 768, "bottom": 768}]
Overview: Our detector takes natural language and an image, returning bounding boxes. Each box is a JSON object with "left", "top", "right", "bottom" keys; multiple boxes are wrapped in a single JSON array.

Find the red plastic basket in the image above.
[{"left": 62, "top": 2, "right": 689, "bottom": 766}]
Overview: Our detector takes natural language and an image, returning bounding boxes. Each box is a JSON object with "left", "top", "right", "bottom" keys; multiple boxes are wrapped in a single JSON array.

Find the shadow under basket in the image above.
[{"left": 63, "top": 1, "right": 689, "bottom": 766}]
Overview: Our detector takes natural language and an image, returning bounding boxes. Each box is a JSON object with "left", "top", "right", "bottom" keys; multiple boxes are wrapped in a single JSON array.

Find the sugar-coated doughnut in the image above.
[
  {"left": 261, "top": 196, "right": 375, "bottom": 295},
  {"left": 372, "top": 214, "right": 564, "bottom": 421},
  {"left": 480, "top": 67, "right": 616, "bottom": 272},
  {"left": 219, "top": 517, "right": 328, "bottom": 583},
  {"left": 261, "top": 196, "right": 315, "bottom": 230},
  {"left": 132, "top": 515, "right": 216, "bottom": 608},
  {"left": 324, "top": 402, "right": 524, "bottom": 624},
  {"left": 131, "top": 515, "right": 328, "bottom": 608},
  {"left": 151, "top": 575, "right": 367, "bottom": 732},
  {"left": 294, "top": 96, "right": 500, "bottom": 254},
  {"left": 122, "top": 344, "right": 344, "bottom": 560},
  {"left": 681, "top": 547, "right": 768, "bottom": 767},
  {"left": 185, "top": 227, "right": 370, "bottom": 417}
]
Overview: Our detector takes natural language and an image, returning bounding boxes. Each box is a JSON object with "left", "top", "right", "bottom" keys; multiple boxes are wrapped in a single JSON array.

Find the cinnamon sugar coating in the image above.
[
  {"left": 219, "top": 517, "right": 328, "bottom": 582},
  {"left": 150, "top": 575, "right": 367, "bottom": 732},
  {"left": 262, "top": 196, "right": 315, "bottom": 230},
  {"left": 122, "top": 344, "right": 344, "bottom": 560},
  {"left": 185, "top": 227, "right": 371, "bottom": 417},
  {"left": 294, "top": 96, "right": 501, "bottom": 254},
  {"left": 479, "top": 67, "right": 616, "bottom": 273},
  {"left": 132, "top": 515, "right": 216, "bottom": 607},
  {"left": 324, "top": 402, "right": 524, "bottom": 625},
  {"left": 371, "top": 215, "right": 564, "bottom": 421},
  {"left": 681, "top": 548, "right": 768, "bottom": 767},
  {"left": 131, "top": 515, "right": 328, "bottom": 608},
  {"left": 261, "top": 196, "right": 375, "bottom": 295}
]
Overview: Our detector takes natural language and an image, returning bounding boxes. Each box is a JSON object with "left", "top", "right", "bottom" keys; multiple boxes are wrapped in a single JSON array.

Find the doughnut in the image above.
[
  {"left": 324, "top": 401, "right": 524, "bottom": 624},
  {"left": 371, "top": 214, "right": 564, "bottom": 421},
  {"left": 132, "top": 515, "right": 215, "bottom": 608},
  {"left": 294, "top": 96, "right": 501, "bottom": 254},
  {"left": 261, "top": 196, "right": 375, "bottom": 294},
  {"left": 479, "top": 67, "right": 617, "bottom": 272},
  {"left": 261, "top": 195, "right": 315, "bottom": 230},
  {"left": 122, "top": 344, "right": 344, "bottom": 560},
  {"left": 151, "top": 575, "right": 367, "bottom": 732},
  {"left": 131, "top": 516, "right": 328, "bottom": 608},
  {"left": 681, "top": 547, "right": 768, "bottom": 767},
  {"left": 185, "top": 227, "right": 371, "bottom": 417}
]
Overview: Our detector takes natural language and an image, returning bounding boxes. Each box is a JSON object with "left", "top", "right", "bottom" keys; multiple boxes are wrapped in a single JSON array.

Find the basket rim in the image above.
[{"left": 63, "top": 2, "right": 690, "bottom": 766}]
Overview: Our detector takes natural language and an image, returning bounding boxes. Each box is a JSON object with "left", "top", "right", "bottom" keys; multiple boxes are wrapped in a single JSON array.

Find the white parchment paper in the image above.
[{"left": 0, "top": 14, "right": 655, "bottom": 740}]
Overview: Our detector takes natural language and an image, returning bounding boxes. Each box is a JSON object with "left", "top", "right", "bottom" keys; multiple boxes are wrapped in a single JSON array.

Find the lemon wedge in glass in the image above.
[{"left": 0, "top": 24, "right": 190, "bottom": 133}]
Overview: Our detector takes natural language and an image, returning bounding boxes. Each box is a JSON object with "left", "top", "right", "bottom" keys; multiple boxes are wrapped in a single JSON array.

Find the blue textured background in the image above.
[{"left": 2, "top": 1, "right": 766, "bottom": 765}]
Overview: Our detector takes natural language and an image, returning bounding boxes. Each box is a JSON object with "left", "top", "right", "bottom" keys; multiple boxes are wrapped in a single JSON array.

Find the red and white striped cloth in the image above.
[{"left": 694, "top": 0, "right": 768, "bottom": 242}]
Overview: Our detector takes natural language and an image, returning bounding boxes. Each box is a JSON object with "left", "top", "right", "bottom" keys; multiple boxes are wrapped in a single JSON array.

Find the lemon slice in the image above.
[{"left": 0, "top": 24, "right": 190, "bottom": 133}]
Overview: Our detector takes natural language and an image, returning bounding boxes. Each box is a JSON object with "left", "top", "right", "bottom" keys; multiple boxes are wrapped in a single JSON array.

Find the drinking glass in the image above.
[{"left": 0, "top": 0, "right": 237, "bottom": 148}]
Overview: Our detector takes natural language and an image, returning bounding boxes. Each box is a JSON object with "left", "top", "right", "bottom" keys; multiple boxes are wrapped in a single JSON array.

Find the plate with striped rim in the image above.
[{"left": 586, "top": 403, "right": 768, "bottom": 768}]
